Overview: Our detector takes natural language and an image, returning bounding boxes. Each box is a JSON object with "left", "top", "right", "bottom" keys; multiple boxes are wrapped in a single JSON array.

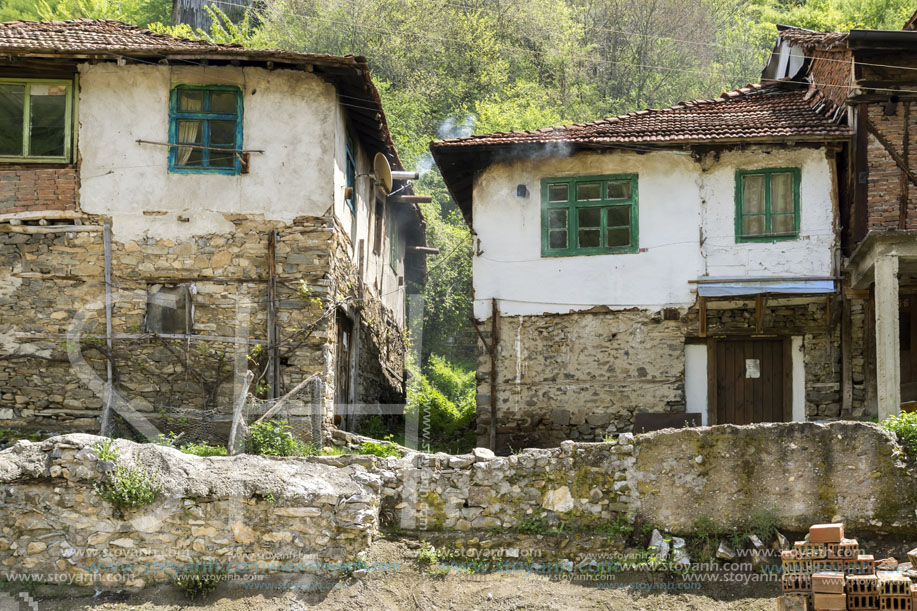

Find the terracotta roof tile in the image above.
[
  {"left": 0, "top": 18, "right": 355, "bottom": 65},
  {"left": 431, "top": 82, "right": 851, "bottom": 151}
]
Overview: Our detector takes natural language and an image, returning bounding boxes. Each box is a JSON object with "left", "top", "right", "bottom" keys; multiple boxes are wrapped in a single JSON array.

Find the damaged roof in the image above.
[
  {"left": 776, "top": 27, "right": 849, "bottom": 49},
  {"left": 0, "top": 19, "right": 406, "bottom": 172},
  {"left": 431, "top": 81, "right": 853, "bottom": 224}
]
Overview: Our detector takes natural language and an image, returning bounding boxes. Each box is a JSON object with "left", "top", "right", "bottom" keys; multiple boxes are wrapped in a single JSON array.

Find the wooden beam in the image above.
[
  {"left": 389, "top": 195, "right": 433, "bottom": 204},
  {"left": 698, "top": 297, "right": 707, "bottom": 338},
  {"left": 864, "top": 115, "right": 917, "bottom": 188},
  {"left": 900, "top": 101, "right": 911, "bottom": 229},
  {"left": 755, "top": 294, "right": 765, "bottom": 333}
]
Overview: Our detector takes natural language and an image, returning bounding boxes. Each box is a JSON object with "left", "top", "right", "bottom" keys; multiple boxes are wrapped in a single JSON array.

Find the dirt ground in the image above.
[{"left": 7, "top": 535, "right": 915, "bottom": 611}]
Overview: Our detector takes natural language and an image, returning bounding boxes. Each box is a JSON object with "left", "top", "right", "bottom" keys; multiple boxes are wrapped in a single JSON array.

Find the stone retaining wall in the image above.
[{"left": 2, "top": 422, "right": 915, "bottom": 587}]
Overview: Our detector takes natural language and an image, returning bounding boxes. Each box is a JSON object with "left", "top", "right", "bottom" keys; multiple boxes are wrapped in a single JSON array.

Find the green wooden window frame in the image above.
[
  {"left": 0, "top": 78, "right": 74, "bottom": 163},
  {"left": 168, "top": 85, "right": 243, "bottom": 175},
  {"left": 735, "top": 167, "right": 801, "bottom": 242},
  {"left": 388, "top": 206, "right": 399, "bottom": 272},
  {"left": 540, "top": 174, "right": 639, "bottom": 257}
]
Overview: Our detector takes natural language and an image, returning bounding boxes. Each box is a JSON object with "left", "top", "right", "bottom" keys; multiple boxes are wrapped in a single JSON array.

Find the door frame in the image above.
[{"left": 705, "top": 336, "right": 794, "bottom": 425}]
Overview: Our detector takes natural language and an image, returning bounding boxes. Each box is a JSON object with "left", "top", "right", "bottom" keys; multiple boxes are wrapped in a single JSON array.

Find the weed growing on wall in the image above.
[
  {"left": 179, "top": 442, "right": 228, "bottom": 457},
  {"left": 92, "top": 438, "right": 120, "bottom": 462},
  {"left": 95, "top": 464, "right": 162, "bottom": 510},
  {"left": 881, "top": 411, "right": 917, "bottom": 455}
]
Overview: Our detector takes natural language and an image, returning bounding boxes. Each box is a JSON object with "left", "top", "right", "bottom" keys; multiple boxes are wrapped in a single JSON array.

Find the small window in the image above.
[
  {"left": 735, "top": 167, "right": 800, "bottom": 241},
  {"left": 388, "top": 207, "right": 399, "bottom": 271},
  {"left": 145, "top": 284, "right": 192, "bottom": 334},
  {"left": 169, "top": 86, "right": 242, "bottom": 174},
  {"left": 345, "top": 134, "right": 356, "bottom": 215},
  {"left": 541, "top": 174, "right": 638, "bottom": 256},
  {"left": 373, "top": 197, "right": 384, "bottom": 255},
  {"left": 0, "top": 79, "right": 73, "bottom": 162}
]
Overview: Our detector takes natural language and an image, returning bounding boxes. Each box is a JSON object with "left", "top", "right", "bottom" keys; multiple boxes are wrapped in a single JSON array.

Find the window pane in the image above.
[
  {"left": 209, "top": 148, "right": 235, "bottom": 168},
  {"left": 177, "top": 120, "right": 203, "bottom": 144},
  {"left": 742, "top": 215, "right": 765, "bottom": 236},
  {"left": 607, "top": 205, "right": 630, "bottom": 227},
  {"left": 773, "top": 214, "right": 795, "bottom": 234},
  {"left": 578, "top": 229, "right": 600, "bottom": 248},
  {"left": 607, "top": 227, "right": 630, "bottom": 247},
  {"left": 548, "top": 183, "right": 568, "bottom": 202},
  {"left": 29, "top": 87, "right": 66, "bottom": 157},
  {"left": 607, "top": 180, "right": 632, "bottom": 199},
  {"left": 576, "top": 182, "right": 601, "bottom": 201},
  {"left": 209, "top": 120, "right": 236, "bottom": 147},
  {"left": 548, "top": 209, "right": 567, "bottom": 229},
  {"left": 179, "top": 90, "right": 204, "bottom": 112},
  {"left": 742, "top": 174, "right": 765, "bottom": 215},
  {"left": 771, "top": 173, "right": 794, "bottom": 213},
  {"left": 549, "top": 229, "right": 567, "bottom": 249},
  {"left": 0, "top": 84, "right": 24, "bottom": 156},
  {"left": 210, "top": 91, "right": 236, "bottom": 114},
  {"left": 578, "top": 207, "right": 601, "bottom": 228}
]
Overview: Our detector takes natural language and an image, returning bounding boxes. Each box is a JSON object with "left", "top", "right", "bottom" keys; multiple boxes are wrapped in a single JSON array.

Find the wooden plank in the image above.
[
  {"left": 900, "top": 101, "right": 910, "bottom": 229},
  {"left": 698, "top": 297, "right": 707, "bottom": 338},
  {"left": 755, "top": 294, "right": 765, "bottom": 333},
  {"left": 761, "top": 341, "right": 773, "bottom": 423},
  {"left": 783, "top": 338, "right": 794, "bottom": 422},
  {"left": 707, "top": 339, "right": 718, "bottom": 426}
]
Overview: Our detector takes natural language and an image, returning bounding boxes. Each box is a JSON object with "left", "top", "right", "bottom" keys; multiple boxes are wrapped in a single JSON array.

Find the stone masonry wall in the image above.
[
  {"left": 0, "top": 212, "right": 405, "bottom": 442},
  {"left": 474, "top": 308, "right": 686, "bottom": 452},
  {"left": 0, "top": 434, "right": 380, "bottom": 587},
  {"left": 2, "top": 422, "right": 916, "bottom": 586},
  {"left": 0, "top": 166, "right": 78, "bottom": 214}
]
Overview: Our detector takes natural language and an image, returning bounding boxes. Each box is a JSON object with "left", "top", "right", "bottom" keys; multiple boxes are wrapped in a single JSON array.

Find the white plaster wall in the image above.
[
  {"left": 331, "top": 107, "right": 404, "bottom": 325},
  {"left": 471, "top": 146, "right": 836, "bottom": 318},
  {"left": 78, "top": 63, "right": 337, "bottom": 241}
]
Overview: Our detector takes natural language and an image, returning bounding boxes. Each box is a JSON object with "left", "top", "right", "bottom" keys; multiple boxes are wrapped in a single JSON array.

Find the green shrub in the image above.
[
  {"left": 93, "top": 438, "right": 120, "bottom": 461},
  {"left": 882, "top": 411, "right": 917, "bottom": 454},
  {"left": 174, "top": 564, "right": 225, "bottom": 600},
  {"left": 416, "top": 542, "right": 438, "bottom": 568},
  {"left": 95, "top": 464, "right": 161, "bottom": 510},
  {"left": 357, "top": 440, "right": 401, "bottom": 457},
  {"left": 406, "top": 355, "right": 476, "bottom": 452},
  {"left": 179, "top": 442, "right": 227, "bottom": 457},
  {"left": 244, "top": 420, "right": 316, "bottom": 456}
]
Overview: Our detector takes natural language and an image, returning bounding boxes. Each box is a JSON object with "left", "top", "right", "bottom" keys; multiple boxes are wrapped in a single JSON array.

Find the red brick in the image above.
[
  {"left": 809, "top": 524, "right": 844, "bottom": 543},
  {"left": 813, "top": 593, "right": 846, "bottom": 610},
  {"left": 813, "top": 571, "right": 845, "bottom": 594}
]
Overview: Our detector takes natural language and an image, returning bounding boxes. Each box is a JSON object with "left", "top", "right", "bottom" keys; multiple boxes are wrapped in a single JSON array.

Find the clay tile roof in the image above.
[
  {"left": 778, "top": 26, "right": 849, "bottom": 49},
  {"left": 0, "top": 18, "right": 362, "bottom": 66},
  {"left": 430, "top": 81, "right": 851, "bottom": 151}
]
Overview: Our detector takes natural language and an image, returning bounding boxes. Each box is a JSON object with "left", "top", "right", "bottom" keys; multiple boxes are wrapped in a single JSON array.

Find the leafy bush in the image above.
[
  {"left": 406, "top": 355, "right": 476, "bottom": 452},
  {"left": 882, "top": 411, "right": 917, "bottom": 454},
  {"left": 357, "top": 440, "right": 401, "bottom": 458},
  {"left": 416, "top": 542, "right": 439, "bottom": 568},
  {"left": 179, "top": 442, "right": 227, "bottom": 457},
  {"left": 95, "top": 464, "right": 161, "bottom": 510},
  {"left": 244, "top": 420, "right": 316, "bottom": 457},
  {"left": 174, "top": 564, "right": 225, "bottom": 600},
  {"left": 93, "top": 438, "right": 120, "bottom": 461}
]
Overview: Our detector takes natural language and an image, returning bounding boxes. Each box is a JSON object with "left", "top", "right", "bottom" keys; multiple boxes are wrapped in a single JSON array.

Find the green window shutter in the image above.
[
  {"left": 540, "top": 174, "right": 639, "bottom": 257},
  {"left": 735, "top": 167, "right": 801, "bottom": 242}
]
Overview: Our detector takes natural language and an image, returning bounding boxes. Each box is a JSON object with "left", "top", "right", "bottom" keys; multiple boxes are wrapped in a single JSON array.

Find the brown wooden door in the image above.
[
  {"left": 713, "top": 338, "right": 789, "bottom": 425},
  {"left": 334, "top": 312, "right": 353, "bottom": 421}
]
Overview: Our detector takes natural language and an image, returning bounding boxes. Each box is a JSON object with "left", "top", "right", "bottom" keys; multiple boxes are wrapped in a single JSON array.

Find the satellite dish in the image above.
[{"left": 373, "top": 153, "right": 393, "bottom": 194}]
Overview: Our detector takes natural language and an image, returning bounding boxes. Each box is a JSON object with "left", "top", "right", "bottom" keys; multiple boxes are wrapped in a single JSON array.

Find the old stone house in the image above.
[
  {"left": 0, "top": 19, "right": 426, "bottom": 442},
  {"left": 432, "top": 80, "right": 852, "bottom": 451},
  {"left": 764, "top": 17, "right": 917, "bottom": 424}
]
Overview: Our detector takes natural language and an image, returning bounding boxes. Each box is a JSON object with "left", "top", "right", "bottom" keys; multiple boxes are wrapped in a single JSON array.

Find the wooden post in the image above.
[
  {"left": 266, "top": 230, "right": 279, "bottom": 399},
  {"left": 698, "top": 297, "right": 707, "bottom": 338},
  {"left": 489, "top": 298, "right": 499, "bottom": 452},
  {"left": 754, "top": 294, "right": 765, "bottom": 333},
  {"left": 900, "top": 102, "right": 911, "bottom": 229},
  {"left": 100, "top": 223, "right": 114, "bottom": 437}
]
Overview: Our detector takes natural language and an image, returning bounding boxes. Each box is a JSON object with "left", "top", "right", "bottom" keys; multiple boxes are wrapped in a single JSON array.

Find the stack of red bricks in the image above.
[{"left": 779, "top": 523, "right": 917, "bottom": 611}]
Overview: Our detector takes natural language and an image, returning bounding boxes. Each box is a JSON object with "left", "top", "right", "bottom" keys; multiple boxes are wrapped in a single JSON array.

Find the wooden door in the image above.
[
  {"left": 334, "top": 312, "right": 353, "bottom": 422},
  {"left": 900, "top": 296, "right": 917, "bottom": 402},
  {"left": 712, "top": 338, "right": 790, "bottom": 425}
]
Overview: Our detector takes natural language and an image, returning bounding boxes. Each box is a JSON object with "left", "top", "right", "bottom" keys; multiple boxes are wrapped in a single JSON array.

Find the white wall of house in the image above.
[
  {"left": 78, "top": 63, "right": 337, "bottom": 241},
  {"left": 331, "top": 108, "right": 405, "bottom": 325},
  {"left": 471, "top": 146, "right": 836, "bottom": 318}
]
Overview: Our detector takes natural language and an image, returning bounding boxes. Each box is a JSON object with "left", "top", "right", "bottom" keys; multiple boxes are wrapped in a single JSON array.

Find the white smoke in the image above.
[{"left": 415, "top": 113, "right": 478, "bottom": 178}]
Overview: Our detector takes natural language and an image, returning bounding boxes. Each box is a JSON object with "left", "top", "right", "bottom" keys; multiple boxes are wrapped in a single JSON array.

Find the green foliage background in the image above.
[{"left": 7, "top": 0, "right": 913, "bottom": 446}]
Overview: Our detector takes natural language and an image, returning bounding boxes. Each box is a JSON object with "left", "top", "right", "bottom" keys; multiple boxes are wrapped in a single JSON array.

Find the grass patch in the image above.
[
  {"left": 882, "top": 411, "right": 917, "bottom": 455},
  {"left": 179, "top": 442, "right": 227, "bottom": 457},
  {"left": 174, "top": 565, "right": 225, "bottom": 600}
]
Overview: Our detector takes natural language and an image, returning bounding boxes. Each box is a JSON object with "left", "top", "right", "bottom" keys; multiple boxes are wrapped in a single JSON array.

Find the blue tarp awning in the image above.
[{"left": 697, "top": 280, "right": 835, "bottom": 297}]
